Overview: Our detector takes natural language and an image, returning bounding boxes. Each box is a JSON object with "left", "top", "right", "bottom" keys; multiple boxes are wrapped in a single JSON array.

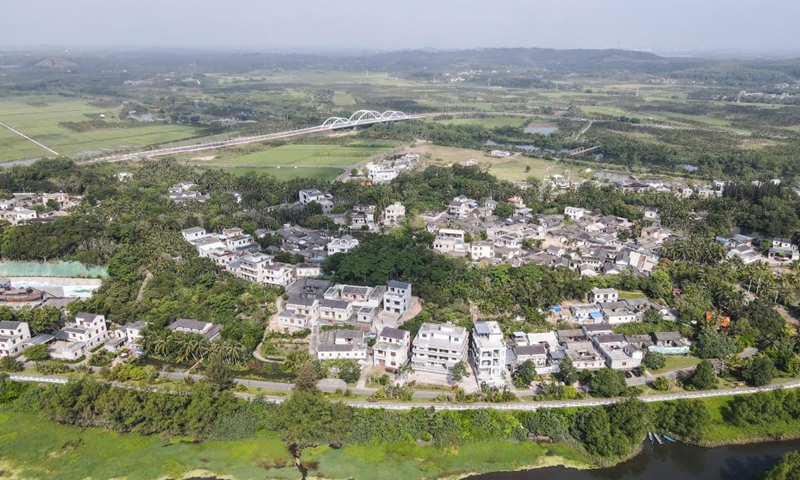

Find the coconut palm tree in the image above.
[{"left": 211, "top": 340, "right": 247, "bottom": 364}]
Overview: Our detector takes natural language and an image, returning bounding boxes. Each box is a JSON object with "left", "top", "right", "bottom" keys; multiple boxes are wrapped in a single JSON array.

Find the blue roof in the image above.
[
  {"left": 549, "top": 305, "right": 563, "bottom": 312},
  {"left": 589, "top": 311, "right": 604, "bottom": 319}
]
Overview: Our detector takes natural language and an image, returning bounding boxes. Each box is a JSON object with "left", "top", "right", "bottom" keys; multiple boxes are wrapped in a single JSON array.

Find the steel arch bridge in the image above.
[{"left": 321, "top": 110, "right": 409, "bottom": 129}]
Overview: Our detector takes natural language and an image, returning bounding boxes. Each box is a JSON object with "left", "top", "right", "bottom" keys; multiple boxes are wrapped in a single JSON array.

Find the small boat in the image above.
[
  {"left": 654, "top": 433, "right": 664, "bottom": 445},
  {"left": 663, "top": 434, "right": 677, "bottom": 443},
  {"left": 648, "top": 432, "right": 654, "bottom": 442}
]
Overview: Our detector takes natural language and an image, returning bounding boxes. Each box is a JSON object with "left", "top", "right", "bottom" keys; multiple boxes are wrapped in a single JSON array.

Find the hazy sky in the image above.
[{"left": 1, "top": 0, "right": 799, "bottom": 54}]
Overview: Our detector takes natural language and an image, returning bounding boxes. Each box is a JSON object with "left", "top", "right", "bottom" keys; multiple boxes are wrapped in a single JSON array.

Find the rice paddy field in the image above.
[{"left": 0, "top": 96, "right": 198, "bottom": 162}]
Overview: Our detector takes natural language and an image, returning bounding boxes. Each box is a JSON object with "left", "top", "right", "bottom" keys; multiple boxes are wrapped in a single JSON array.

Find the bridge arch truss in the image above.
[{"left": 321, "top": 110, "right": 409, "bottom": 129}]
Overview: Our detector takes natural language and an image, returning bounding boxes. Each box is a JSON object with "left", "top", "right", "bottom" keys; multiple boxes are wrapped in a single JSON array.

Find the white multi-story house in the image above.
[
  {"left": 124, "top": 321, "right": 146, "bottom": 345},
  {"left": 324, "top": 284, "right": 385, "bottom": 310},
  {"left": 262, "top": 263, "right": 296, "bottom": 287},
  {"left": 592, "top": 334, "right": 643, "bottom": 370},
  {"left": 194, "top": 237, "right": 228, "bottom": 257},
  {"left": 562, "top": 341, "right": 605, "bottom": 370},
  {"left": 1, "top": 208, "right": 37, "bottom": 225},
  {"left": 411, "top": 323, "right": 469, "bottom": 377},
  {"left": 365, "top": 163, "right": 398, "bottom": 184},
  {"left": 167, "top": 319, "right": 221, "bottom": 341},
  {"left": 316, "top": 329, "right": 367, "bottom": 360},
  {"left": 230, "top": 253, "right": 274, "bottom": 283},
  {"left": 601, "top": 303, "right": 638, "bottom": 324},
  {"left": 295, "top": 264, "right": 322, "bottom": 278},
  {"left": 770, "top": 238, "right": 800, "bottom": 261},
  {"left": 299, "top": 189, "right": 331, "bottom": 205},
  {"left": 0, "top": 321, "right": 31, "bottom": 358},
  {"left": 277, "top": 296, "right": 320, "bottom": 328},
  {"left": 320, "top": 299, "right": 353, "bottom": 322},
  {"left": 448, "top": 195, "right": 476, "bottom": 218},
  {"left": 327, "top": 235, "right": 360, "bottom": 254},
  {"left": 433, "top": 229, "right": 468, "bottom": 255},
  {"left": 564, "top": 206, "right": 586, "bottom": 220},
  {"left": 63, "top": 313, "right": 108, "bottom": 349},
  {"left": 223, "top": 228, "right": 257, "bottom": 252},
  {"left": 470, "top": 321, "right": 507, "bottom": 386},
  {"left": 383, "top": 281, "right": 412, "bottom": 316},
  {"left": 181, "top": 227, "right": 210, "bottom": 242},
  {"left": 382, "top": 202, "right": 406, "bottom": 226},
  {"left": 588, "top": 287, "right": 619, "bottom": 304},
  {"left": 471, "top": 241, "right": 495, "bottom": 260},
  {"left": 373, "top": 327, "right": 410, "bottom": 369}
]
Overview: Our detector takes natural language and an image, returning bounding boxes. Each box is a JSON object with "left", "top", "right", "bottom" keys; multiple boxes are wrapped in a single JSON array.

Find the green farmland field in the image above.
[
  {"left": 0, "top": 96, "right": 198, "bottom": 162},
  {"left": 212, "top": 166, "right": 344, "bottom": 181},
  {"left": 437, "top": 116, "right": 528, "bottom": 128},
  {"left": 206, "top": 143, "right": 396, "bottom": 167}
]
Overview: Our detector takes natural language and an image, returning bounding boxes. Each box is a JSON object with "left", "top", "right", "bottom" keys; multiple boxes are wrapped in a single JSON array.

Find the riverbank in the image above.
[
  {"left": 2, "top": 393, "right": 800, "bottom": 480},
  {"left": 696, "top": 395, "right": 800, "bottom": 447},
  {"left": 301, "top": 441, "right": 591, "bottom": 480}
]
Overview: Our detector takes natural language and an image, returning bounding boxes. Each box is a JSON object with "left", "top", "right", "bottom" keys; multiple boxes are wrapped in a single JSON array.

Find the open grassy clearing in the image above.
[
  {"left": 489, "top": 158, "right": 585, "bottom": 182},
  {"left": 651, "top": 356, "right": 702, "bottom": 374},
  {"left": 0, "top": 411, "right": 297, "bottom": 480},
  {"left": 209, "top": 166, "right": 344, "bottom": 181},
  {"left": 0, "top": 96, "right": 198, "bottom": 161},
  {"left": 404, "top": 144, "right": 585, "bottom": 183},
  {"left": 201, "top": 143, "right": 397, "bottom": 168}
]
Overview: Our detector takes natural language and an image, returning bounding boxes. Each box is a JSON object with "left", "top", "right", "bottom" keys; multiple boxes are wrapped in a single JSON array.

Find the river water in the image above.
[{"left": 469, "top": 439, "right": 800, "bottom": 480}]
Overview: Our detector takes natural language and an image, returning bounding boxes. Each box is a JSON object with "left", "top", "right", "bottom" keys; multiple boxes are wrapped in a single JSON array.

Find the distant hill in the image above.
[{"left": 34, "top": 57, "right": 79, "bottom": 69}]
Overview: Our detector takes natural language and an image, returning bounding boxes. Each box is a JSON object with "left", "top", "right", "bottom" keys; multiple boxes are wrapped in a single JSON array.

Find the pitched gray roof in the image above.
[{"left": 379, "top": 327, "right": 407, "bottom": 341}]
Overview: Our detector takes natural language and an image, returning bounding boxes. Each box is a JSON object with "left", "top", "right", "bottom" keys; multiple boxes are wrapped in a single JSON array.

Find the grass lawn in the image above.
[
  {"left": 0, "top": 411, "right": 297, "bottom": 480},
  {"left": 652, "top": 356, "right": 701, "bottom": 374},
  {"left": 206, "top": 143, "right": 395, "bottom": 167},
  {"left": 212, "top": 166, "right": 344, "bottom": 181},
  {"left": 617, "top": 291, "right": 646, "bottom": 299},
  {"left": 303, "top": 440, "right": 590, "bottom": 480},
  {"left": 0, "top": 96, "right": 198, "bottom": 161}
]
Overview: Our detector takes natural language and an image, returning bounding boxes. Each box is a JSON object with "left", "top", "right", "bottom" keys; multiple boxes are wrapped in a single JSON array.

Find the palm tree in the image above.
[
  {"left": 211, "top": 340, "right": 247, "bottom": 364},
  {"left": 141, "top": 329, "right": 171, "bottom": 358},
  {"left": 172, "top": 333, "right": 210, "bottom": 363}
]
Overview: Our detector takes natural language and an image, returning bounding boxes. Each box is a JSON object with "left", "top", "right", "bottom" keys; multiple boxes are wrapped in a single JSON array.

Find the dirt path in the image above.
[
  {"left": 253, "top": 297, "right": 283, "bottom": 362},
  {"left": 136, "top": 270, "right": 153, "bottom": 302}
]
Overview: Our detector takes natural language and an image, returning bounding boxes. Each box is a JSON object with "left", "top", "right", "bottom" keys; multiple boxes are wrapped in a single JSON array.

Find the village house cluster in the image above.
[
  {"left": 168, "top": 182, "right": 210, "bottom": 203},
  {"left": 0, "top": 191, "right": 80, "bottom": 225},
  {"left": 715, "top": 234, "right": 800, "bottom": 265},
  {"left": 423, "top": 192, "right": 670, "bottom": 276},
  {"left": 277, "top": 279, "right": 414, "bottom": 360},
  {"left": 362, "top": 153, "right": 419, "bottom": 184},
  {"left": 508, "top": 323, "right": 690, "bottom": 376}
]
